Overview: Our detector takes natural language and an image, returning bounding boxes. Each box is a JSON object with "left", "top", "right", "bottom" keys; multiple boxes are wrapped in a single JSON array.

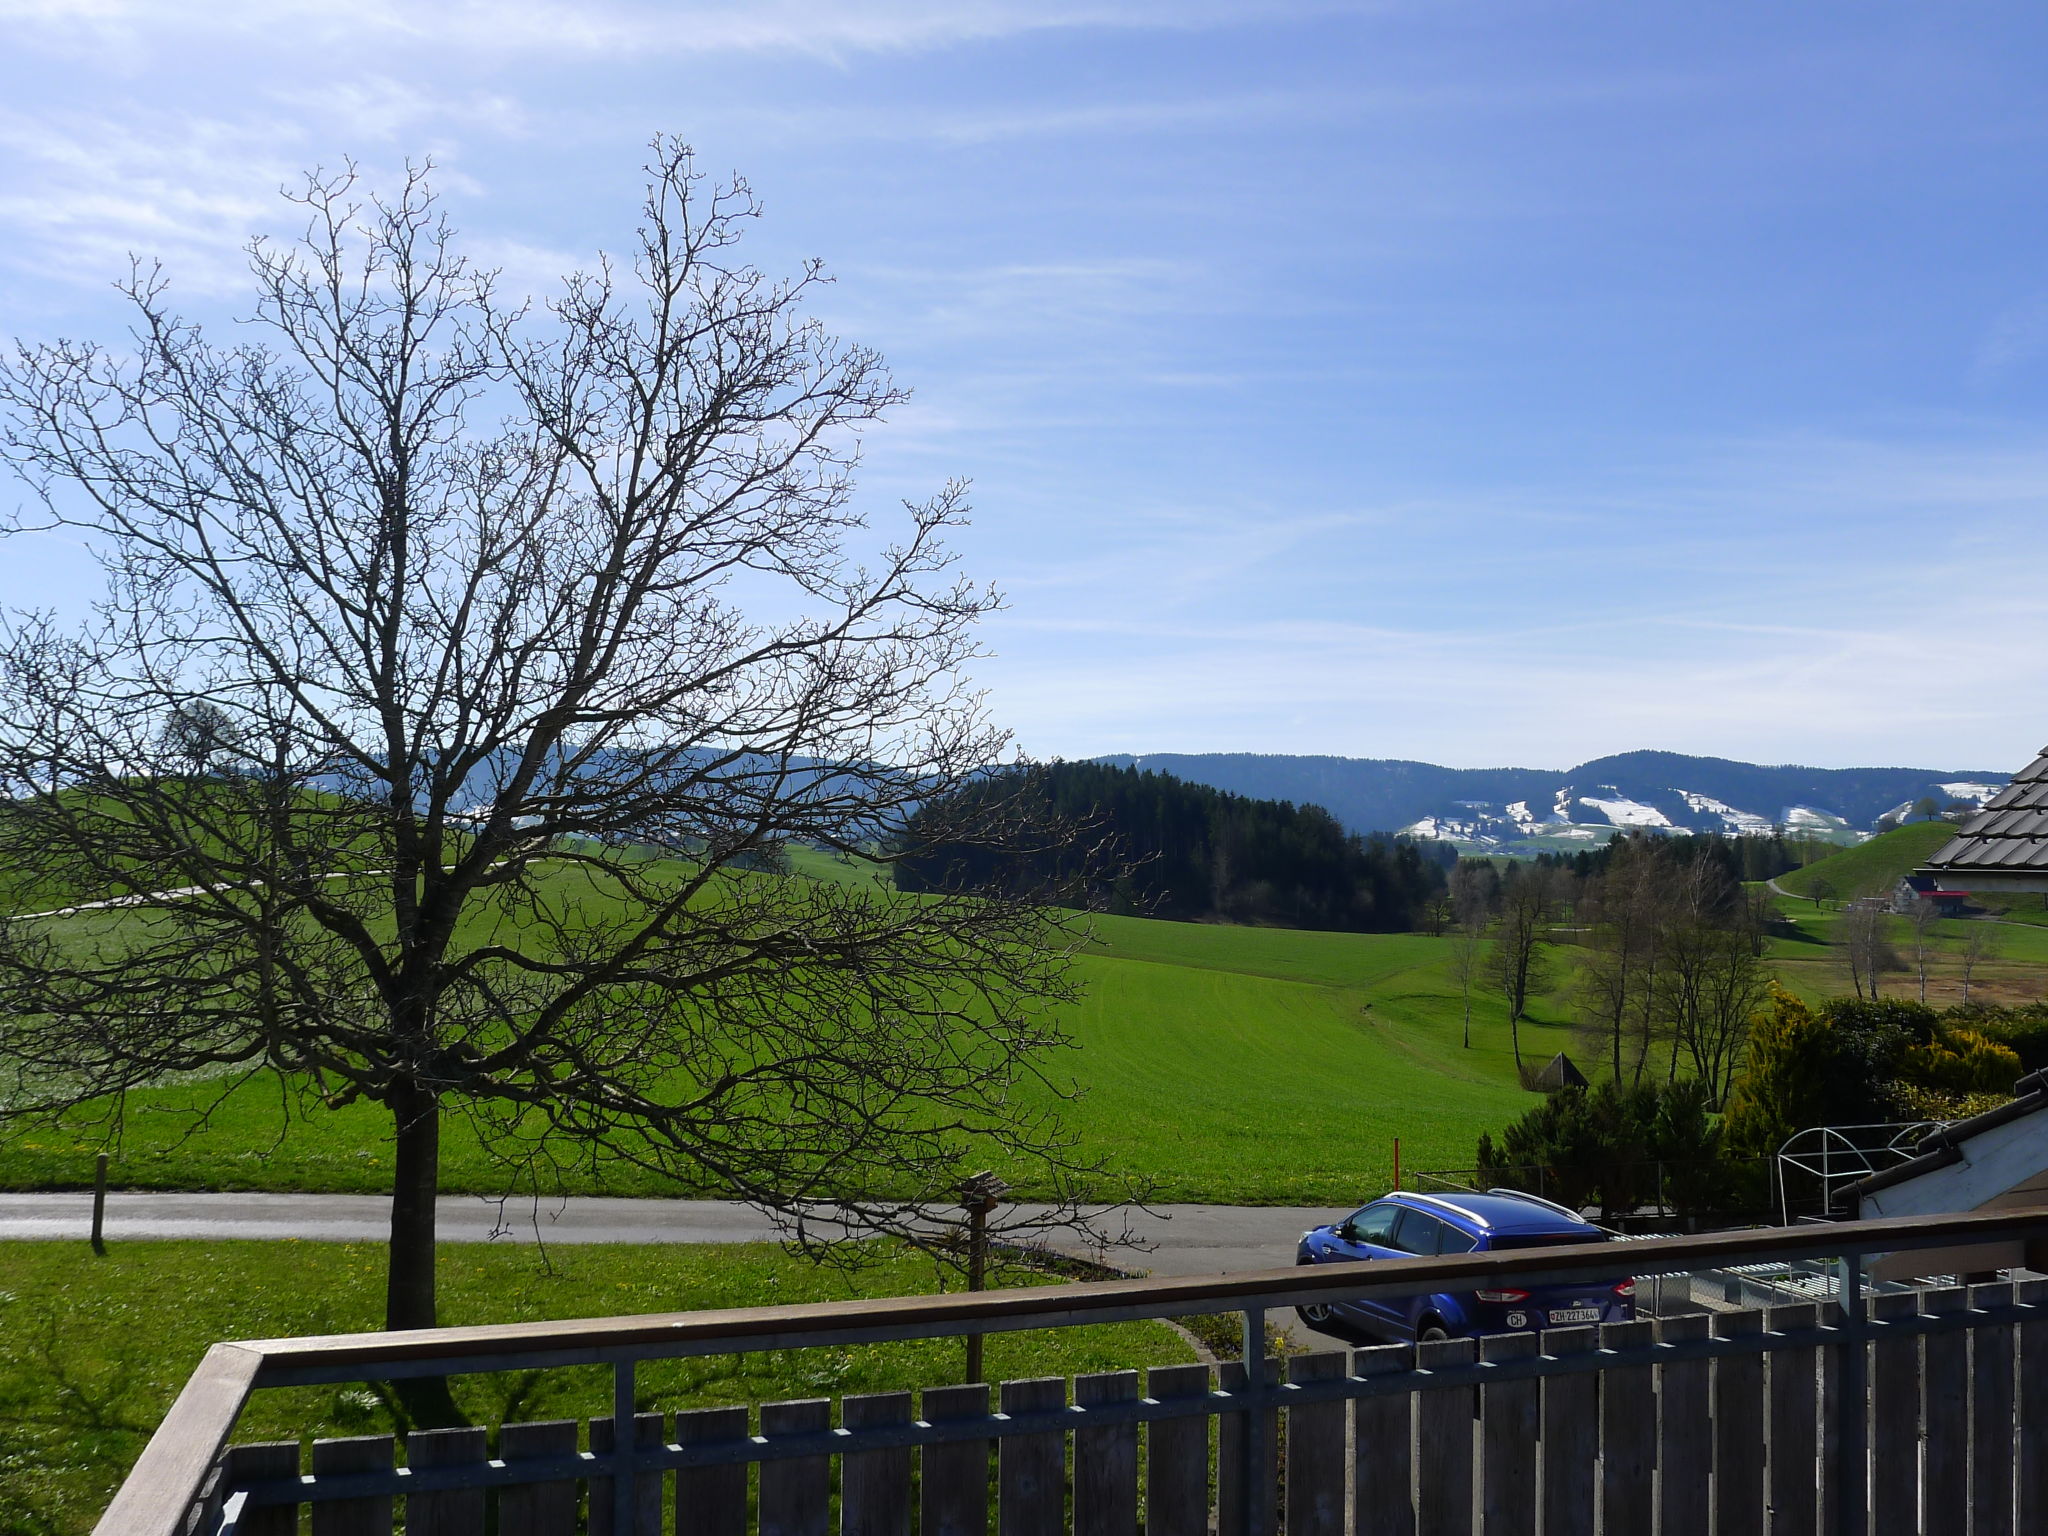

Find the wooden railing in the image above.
[{"left": 98, "top": 1205, "right": 2048, "bottom": 1536}]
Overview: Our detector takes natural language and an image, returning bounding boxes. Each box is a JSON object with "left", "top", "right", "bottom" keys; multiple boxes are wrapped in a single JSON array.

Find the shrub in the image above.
[{"left": 1478, "top": 1076, "right": 1729, "bottom": 1219}]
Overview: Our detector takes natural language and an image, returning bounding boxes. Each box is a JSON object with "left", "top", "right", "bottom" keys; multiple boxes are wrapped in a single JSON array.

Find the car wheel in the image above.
[
  {"left": 1297, "top": 1300, "right": 1334, "bottom": 1326},
  {"left": 1416, "top": 1321, "right": 1451, "bottom": 1343}
]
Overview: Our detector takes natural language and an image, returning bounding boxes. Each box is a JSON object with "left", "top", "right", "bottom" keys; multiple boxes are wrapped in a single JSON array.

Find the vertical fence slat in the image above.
[
  {"left": 999, "top": 1377, "right": 1068, "bottom": 1536},
  {"left": 1820, "top": 1291, "right": 1843, "bottom": 1536},
  {"left": 498, "top": 1420, "right": 579, "bottom": 1536},
  {"left": 1540, "top": 1326, "right": 1597, "bottom": 1536},
  {"left": 1351, "top": 1344, "right": 1414, "bottom": 1536},
  {"left": 405, "top": 1426, "right": 488, "bottom": 1536},
  {"left": 1870, "top": 1291, "right": 1921, "bottom": 1536},
  {"left": 1283, "top": 1353, "right": 1345, "bottom": 1536},
  {"left": 1658, "top": 1313, "right": 1712, "bottom": 1536},
  {"left": 591, "top": 1412, "right": 665, "bottom": 1536},
  {"left": 1075, "top": 1371, "right": 1140, "bottom": 1536},
  {"left": 223, "top": 1442, "right": 300, "bottom": 1536},
  {"left": 1600, "top": 1318, "right": 1655, "bottom": 1536},
  {"left": 1480, "top": 1332, "right": 1537, "bottom": 1536},
  {"left": 676, "top": 1406, "right": 750, "bottom": 1536},
  {"left": 1218, "top": 1357, "right": 1278, "bottom": 1536},
  {"left": 1765, "top": 1303, "right": 1819, "bottom": 1536},
  {"left": 1920, "top": 1287, "right": 1967, "bottom": 1534},
  {"left": 923, "top": 1383, "right": 994, "bottom": 1536},
  {"left": 759, "top": 1400, "right": 832, "bottom": 1536},
  {"left": 842, "top": 1392, "right": 915, "bottom": 1536},
  {"left": 1414, "top": 1336, "right": 1474, "bottom": 1536},
  {"left": 309, "top": 1435, "right": 395, "bottom": 1536},
  {"left": 2018, "top": 1278, "right": 2048, "bottom": 1535},
  {"left": 1144, "top": 1364, "right": 1211, "bottom": 1536},
  {"left": 1714, "top": 1310, "right": 1766, "bottom": 1536},
  {"left": 1970, "top": 1283, "right": 2016, "bottom": 1536}
]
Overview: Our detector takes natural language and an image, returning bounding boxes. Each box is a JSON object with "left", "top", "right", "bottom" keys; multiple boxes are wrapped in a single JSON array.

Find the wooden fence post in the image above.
[
  {"left": 1968, "top": 1283, "right": 2016, "bottom": 1536},
  {"left": 90, "top": 1152, "right": 108, "bottom": 1256},
  {"left": 1351, "top": 1344, "right": 1414, "bottom": 1536},
  {"left": 1540, "top": 1326, "right": 1598, "bottom": 1536},
  {"left": 1144, "top": 1363, "right": 1212, "bottom": 1536},
  {"left": 1765, "top": 1303, "right": 1819, "bottom": 1536},
  {"left": 1413, "top": 1336, "right": 1474, "bottom": 1536}
]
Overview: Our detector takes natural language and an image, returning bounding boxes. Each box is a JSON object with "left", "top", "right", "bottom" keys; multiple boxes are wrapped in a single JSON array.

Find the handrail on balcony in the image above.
[{"left": 98, "top": 1203, "right": 2048, "bottom": 1536}]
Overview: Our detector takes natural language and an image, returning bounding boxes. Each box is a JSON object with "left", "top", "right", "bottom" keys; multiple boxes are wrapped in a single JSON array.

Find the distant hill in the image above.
[{"left": 1092, "top": 749, "right": 2007, "bottom": 851}]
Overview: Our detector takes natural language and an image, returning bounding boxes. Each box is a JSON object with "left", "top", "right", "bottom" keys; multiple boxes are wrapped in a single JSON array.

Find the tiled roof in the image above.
[{"left": 1922, "top": 748, "right": 2048, "bottom": 874}]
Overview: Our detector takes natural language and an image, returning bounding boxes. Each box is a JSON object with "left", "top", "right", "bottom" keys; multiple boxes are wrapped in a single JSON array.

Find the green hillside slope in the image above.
[
  {"left": 0, "top": 881, "right": 1566, "bottom": 1203},
  {"left": 1773, "top": 821, "right": 1955, "bottom": 901}
]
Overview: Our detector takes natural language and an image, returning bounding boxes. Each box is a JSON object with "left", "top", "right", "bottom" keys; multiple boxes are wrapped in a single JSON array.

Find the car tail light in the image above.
[
  {"left": 1612, "top": 1279, "right": 1637, "bottom": 1298},
  {"left": 1475, "top": 1289, "right": 1530, "bottom": 1303}
]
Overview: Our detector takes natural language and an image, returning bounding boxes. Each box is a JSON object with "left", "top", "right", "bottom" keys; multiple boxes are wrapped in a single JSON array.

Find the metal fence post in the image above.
[
  {"left": 1242, "top": 1305, "right": 1268, "bottom": 1536},
  {"left": 613, "top": 1357, "right": 636, "bottom": 1535},
  {"left": 1834, "top": 1250, "right": 1866, "bottom": 1536}
]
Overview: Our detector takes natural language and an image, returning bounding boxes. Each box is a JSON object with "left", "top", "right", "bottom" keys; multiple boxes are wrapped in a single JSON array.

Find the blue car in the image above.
[{"left": 1294, "top": 1189, "right": 1635, "bottom": 1343}]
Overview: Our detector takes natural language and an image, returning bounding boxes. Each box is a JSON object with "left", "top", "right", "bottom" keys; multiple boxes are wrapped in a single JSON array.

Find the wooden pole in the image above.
[
  {"left": 956, "top": 1169, "right": 1007, "bottom": 1385},
  {"left": 1392, "top": 1137, "right": 1401, "bottom": 1192},
  {"left": 91, "top": 1152, "right": 108, "bottom": 1256},
  {"left": 965, "top": 1202, "right": 987, "bottom": 1384}
]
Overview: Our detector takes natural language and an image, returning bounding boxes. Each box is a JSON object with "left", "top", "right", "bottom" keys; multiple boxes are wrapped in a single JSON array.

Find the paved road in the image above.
[
  {"left": 0, "top": 1190, "right": 1353, "bottom": 1345},
  {"left": 0, "top": 1190, "right": 1340, "bottom": 1275}
]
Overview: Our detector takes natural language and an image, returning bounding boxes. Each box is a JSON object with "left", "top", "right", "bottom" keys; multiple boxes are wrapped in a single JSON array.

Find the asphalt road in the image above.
[
  {"left": 0, "top": 1190, "right": 1341, "bottom": 1275},
  {"left": 0, "top": 1190, "right": 1359, "bottom": 1345}
]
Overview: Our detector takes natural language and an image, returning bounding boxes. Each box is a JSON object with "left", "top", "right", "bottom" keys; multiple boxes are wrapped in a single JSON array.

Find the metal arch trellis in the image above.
[{"left": 1774, "top": 1121, "right": 1947, "bottom": 1226}]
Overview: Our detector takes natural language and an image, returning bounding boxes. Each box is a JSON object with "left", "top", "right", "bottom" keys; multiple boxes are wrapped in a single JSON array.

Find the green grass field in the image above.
[
  {"left": 5, "top": 846, "right": 2044, "bottom": 1208},
  {"left": 0, "top": 1239, "right": 1192, "bottom": 1536},
  {"left": 1772, "top": 822, "right": 1955, "bottom": 902},
  {"left": 0, "top": 911, "right": 1553, "bottom": 1202}
]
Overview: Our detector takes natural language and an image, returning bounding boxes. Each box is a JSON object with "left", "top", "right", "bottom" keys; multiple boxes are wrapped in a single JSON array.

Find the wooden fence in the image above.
[
  {"left": 97, "top": 1206, "right": 2048, "bottom": 1536},
  {"left": 207, "top": 1281, "right": 2048, "bottom": 1536}
]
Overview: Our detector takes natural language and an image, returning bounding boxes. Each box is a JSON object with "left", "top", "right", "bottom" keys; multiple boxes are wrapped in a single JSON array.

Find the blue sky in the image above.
[{"left": 4, "top": 1, "right": 2047, "bottom": 772}]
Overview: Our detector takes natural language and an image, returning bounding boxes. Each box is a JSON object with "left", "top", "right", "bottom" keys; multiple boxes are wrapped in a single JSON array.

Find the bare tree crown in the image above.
[{"left": 0, "top": 143, "right": 1094, "bottom": 1324}]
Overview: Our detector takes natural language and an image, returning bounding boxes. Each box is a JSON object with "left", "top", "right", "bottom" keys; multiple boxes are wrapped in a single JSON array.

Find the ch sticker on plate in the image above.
[{"left": 1548, "top": 1307, "right": 1601, "bottom": 1325}]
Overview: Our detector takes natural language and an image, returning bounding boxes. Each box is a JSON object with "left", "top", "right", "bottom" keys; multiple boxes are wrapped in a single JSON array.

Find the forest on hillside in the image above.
[{"left": 895, "top": 761, "right": 1452, "bottom": 932}]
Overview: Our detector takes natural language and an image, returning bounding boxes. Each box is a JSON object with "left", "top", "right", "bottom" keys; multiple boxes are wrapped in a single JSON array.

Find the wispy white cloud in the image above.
[
  {"left": 0, "top": 0, "right": 1381, "bottom": 61},
  {"left": 0, "top": 111, "right": 301, "bottom": 291}
]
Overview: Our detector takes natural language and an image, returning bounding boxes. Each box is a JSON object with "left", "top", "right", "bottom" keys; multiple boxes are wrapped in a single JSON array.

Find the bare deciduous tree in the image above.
[
  {"left": 0, "top": 144, "right": 1107, "bottom": 1337},
  {"left": 1959, "top": 920, "right": 2001, "bottom": 1007},
  {"left": 1486, "top": 865, "right": 1559, "bottom": 1069},
  {"left": 1905, "top": 896, "right": 1944, "bottom": 1005},
  {"left": 1447, "top": 862, "right": 1491, "bottom": 1049},
  {"left": 1841, "top": 899, "right": 1901, "bottom": 1001}
]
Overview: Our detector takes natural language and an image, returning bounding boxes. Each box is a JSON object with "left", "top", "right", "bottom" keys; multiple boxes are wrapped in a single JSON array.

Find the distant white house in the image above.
[{"left": 1889, "top": 874, "right": 1972, "bottom": 917}]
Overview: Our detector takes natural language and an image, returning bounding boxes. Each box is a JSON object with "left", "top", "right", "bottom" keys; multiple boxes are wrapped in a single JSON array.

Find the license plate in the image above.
[{"left": 1548, "top": 1307, "right": 1601, "bottom": 1324}]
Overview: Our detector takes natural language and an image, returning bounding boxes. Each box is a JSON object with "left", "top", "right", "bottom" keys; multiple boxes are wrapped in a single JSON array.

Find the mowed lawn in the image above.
[
  {"left": 1764, "top": 897, "right": 2048, "bottom": 1009},
  {"left": 13, "top": 862, "right": 2037, "bottom": 1208},
  {"left": 0, "top": 896, "right": 1559, "bottom": 1202},
  {"left": 0, "top": 1239, "right": 1193, "bottom": 1536}
]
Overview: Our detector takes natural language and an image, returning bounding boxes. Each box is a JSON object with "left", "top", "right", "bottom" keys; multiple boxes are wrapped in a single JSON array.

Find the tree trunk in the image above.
[{"left": 386, "top": 1086, "right": 441, "bottom": 1332}]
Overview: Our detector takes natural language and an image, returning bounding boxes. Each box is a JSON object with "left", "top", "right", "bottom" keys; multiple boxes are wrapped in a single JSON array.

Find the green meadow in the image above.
[
  {"left": 0, "top": 1239, "right": 1193, "bottom": 1536},
  {"left": 4, "top": 845, "right": 2044, "bottom": 1207}
]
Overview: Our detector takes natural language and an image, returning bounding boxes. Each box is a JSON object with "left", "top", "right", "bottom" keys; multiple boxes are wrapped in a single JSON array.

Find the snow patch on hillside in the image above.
[
  {"left": 1938, "top": 782, "right": 2003, "bottom": 802},
  {"left": 1506, "top": 800, "right": 1535, "bottom": 825},
  {"left": 1578, "top": 793, "right": 1673, "bottom": 829},
  {"left": 1677, "top": 790, "right": 1774, "bottom": 835}
]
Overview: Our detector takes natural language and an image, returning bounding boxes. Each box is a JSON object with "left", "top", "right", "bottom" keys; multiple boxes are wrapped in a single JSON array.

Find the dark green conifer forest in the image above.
[{"left": 896, "top": 761, "right": 1451, "bottom": 932}]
